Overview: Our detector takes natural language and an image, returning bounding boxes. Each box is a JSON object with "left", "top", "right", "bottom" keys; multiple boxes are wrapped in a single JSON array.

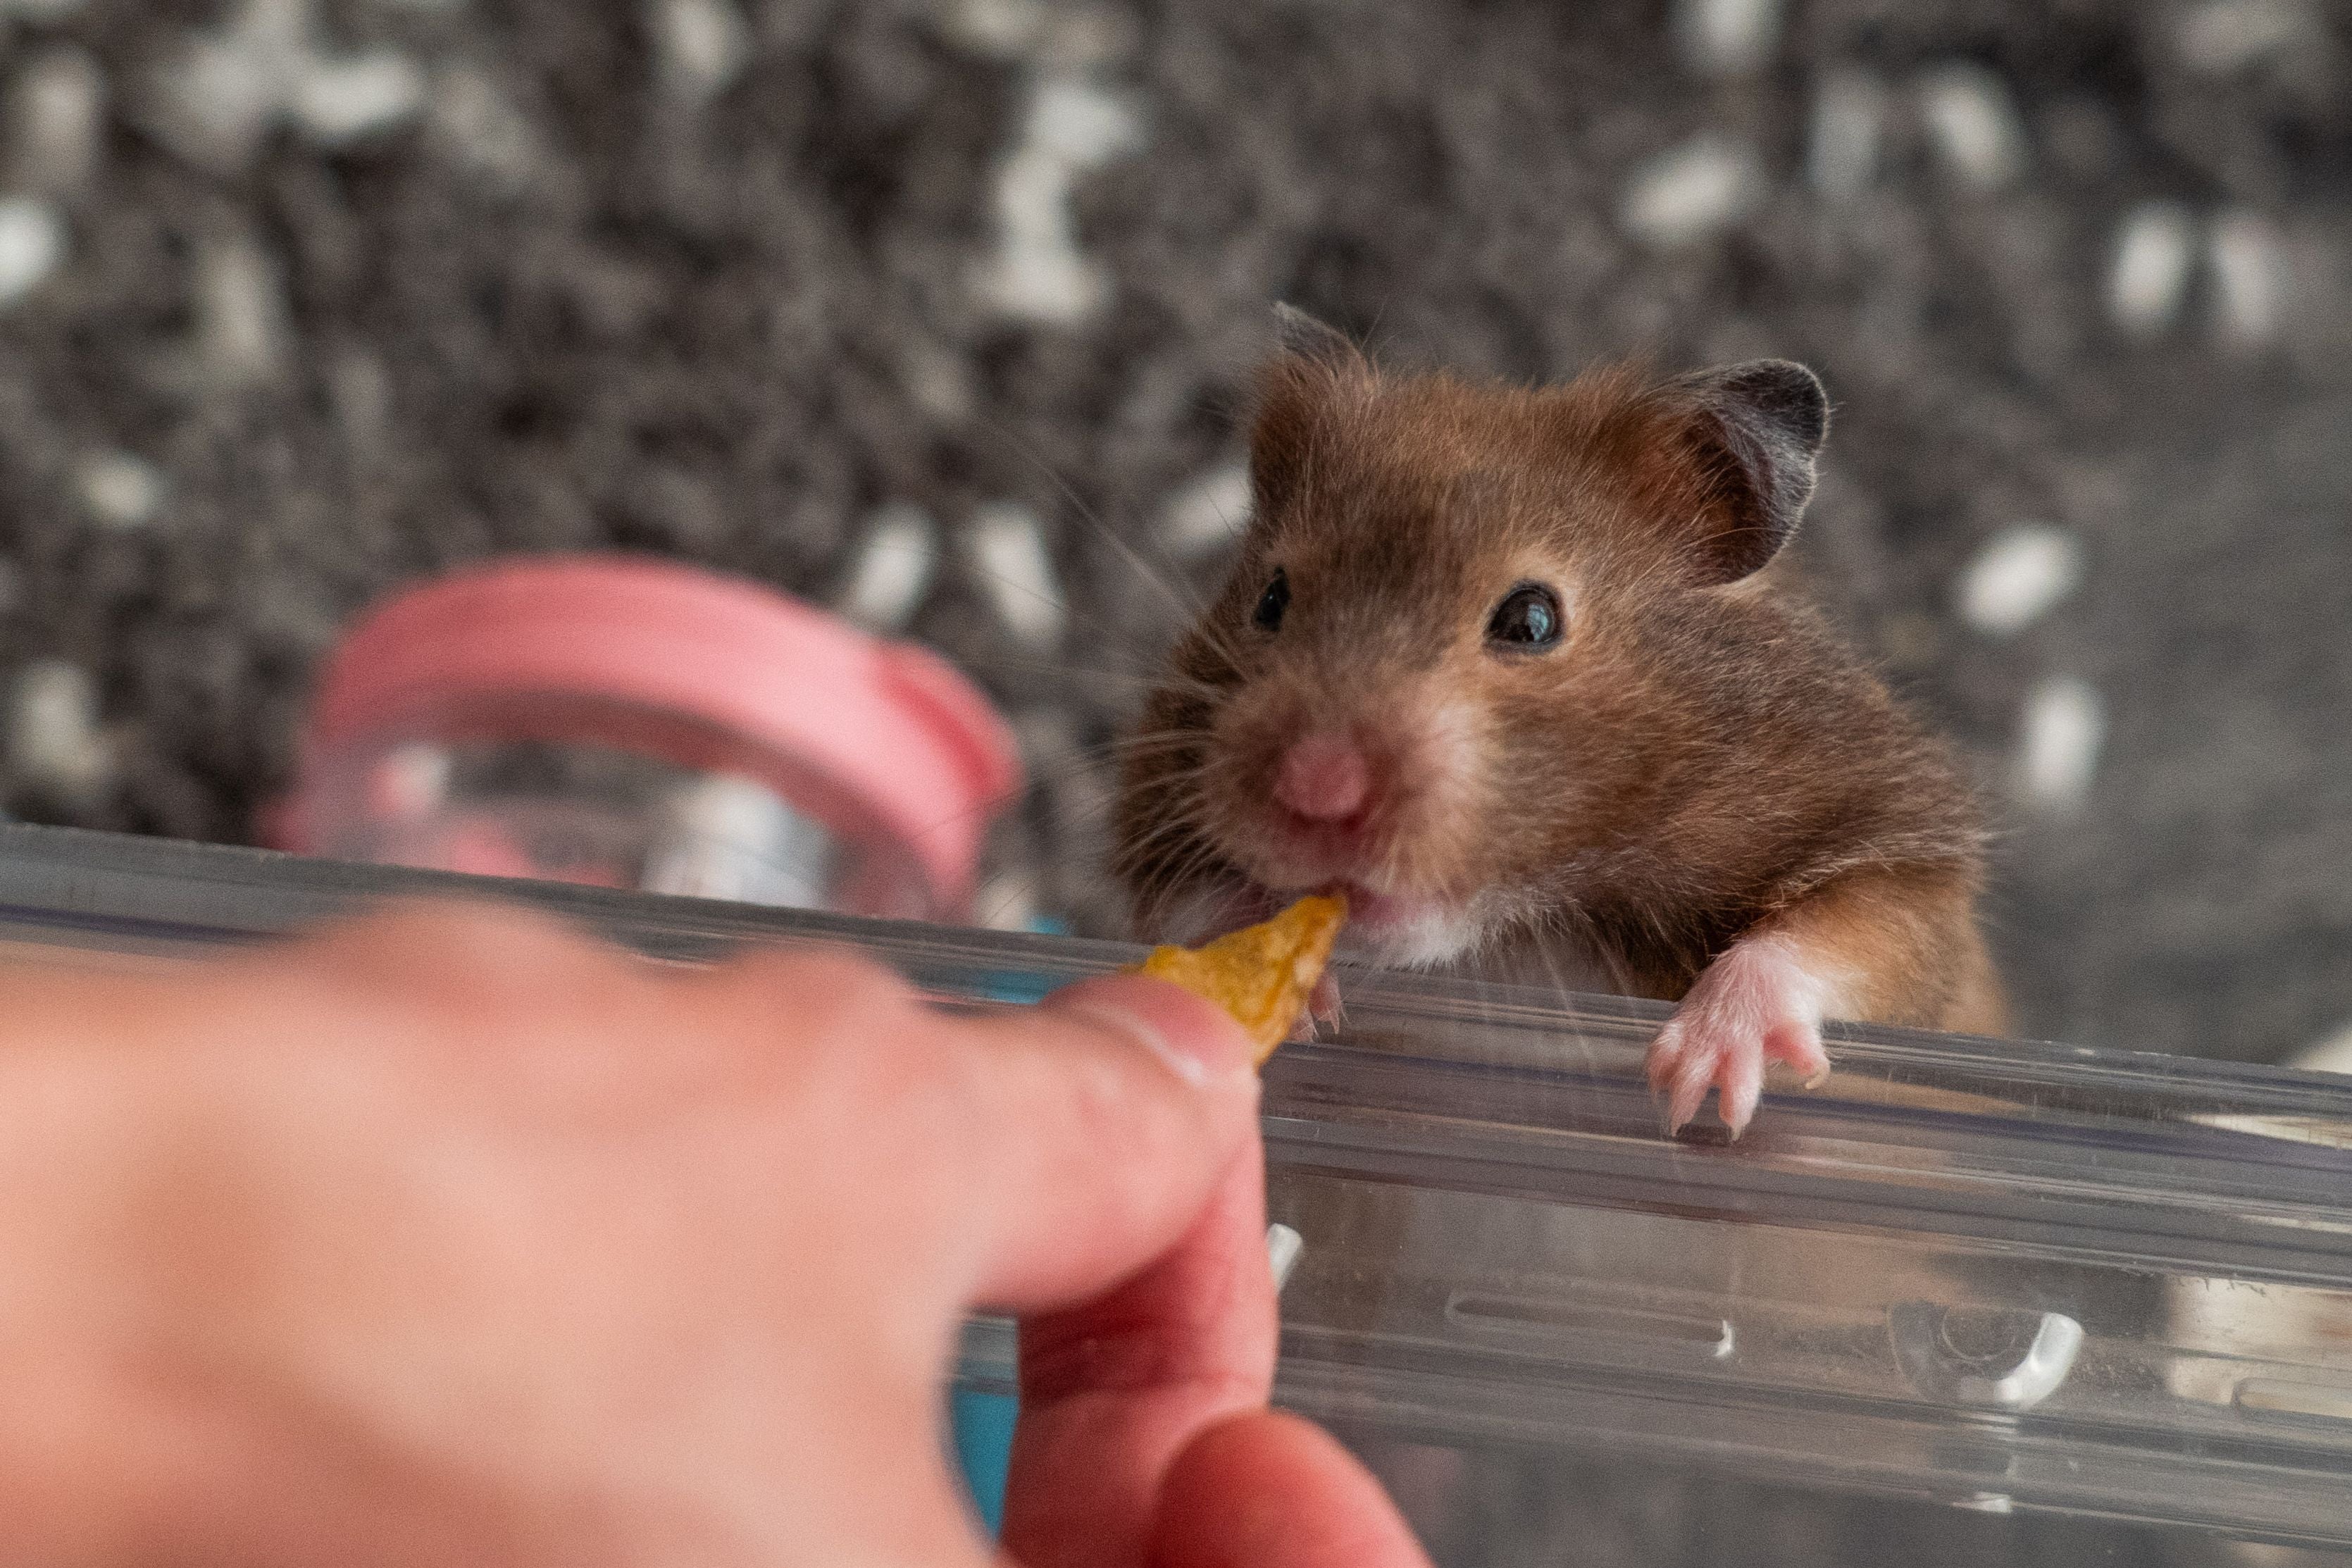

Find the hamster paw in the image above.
[{"left": 1646, "top": 936, "right": 1836, "bottom": 1137}]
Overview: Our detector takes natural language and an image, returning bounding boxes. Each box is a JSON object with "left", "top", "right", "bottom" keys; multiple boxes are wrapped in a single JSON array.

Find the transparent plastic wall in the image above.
[{"left": 1, "top": 825, "right": 2349, "bottom": 1566}]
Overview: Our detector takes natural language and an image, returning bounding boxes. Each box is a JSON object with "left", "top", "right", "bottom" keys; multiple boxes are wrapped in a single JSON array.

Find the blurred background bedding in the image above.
[{"left": 0, "top": 0, "right": 2346, "bottom": 1063}]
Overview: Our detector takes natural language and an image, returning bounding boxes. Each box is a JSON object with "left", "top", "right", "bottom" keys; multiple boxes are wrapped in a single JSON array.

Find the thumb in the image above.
[{"left": 949, "top": 972, "right": 1261, "bottom": 1312}]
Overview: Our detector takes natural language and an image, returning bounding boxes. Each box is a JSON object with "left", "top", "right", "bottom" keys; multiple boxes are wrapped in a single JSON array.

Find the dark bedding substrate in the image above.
[{"left": 0, "top": 0, "right": 2348, "bottom": 1075}]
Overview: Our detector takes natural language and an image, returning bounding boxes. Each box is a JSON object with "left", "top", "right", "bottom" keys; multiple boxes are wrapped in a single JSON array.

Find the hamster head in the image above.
[{"left": 1116, "top": 309, "right": 1833, "bottom": 969}]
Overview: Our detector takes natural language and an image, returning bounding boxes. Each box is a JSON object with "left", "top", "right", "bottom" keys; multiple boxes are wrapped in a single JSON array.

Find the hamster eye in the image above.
[
  {"left": 1486, "top": 583, "right": 1564, "bottom": 652},
  {"left": 1252, "top": 568, "right": 1290, "bottom": 633}
]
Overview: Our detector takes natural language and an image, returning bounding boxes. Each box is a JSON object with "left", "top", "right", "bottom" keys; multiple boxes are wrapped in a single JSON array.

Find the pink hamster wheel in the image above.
[{"left": 278, "top": 554, "right": 1022, "bottom": 919}]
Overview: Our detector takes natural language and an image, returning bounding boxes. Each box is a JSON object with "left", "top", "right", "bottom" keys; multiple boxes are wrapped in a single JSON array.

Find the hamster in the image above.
[{"left": 1113, "top": 306, "right": 2005, "bottom": 1134}]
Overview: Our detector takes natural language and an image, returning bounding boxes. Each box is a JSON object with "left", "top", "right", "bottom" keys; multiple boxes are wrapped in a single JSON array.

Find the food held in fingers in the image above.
[{"left": 1130, "top": 893, "right": 1348, "bottom": 1066}]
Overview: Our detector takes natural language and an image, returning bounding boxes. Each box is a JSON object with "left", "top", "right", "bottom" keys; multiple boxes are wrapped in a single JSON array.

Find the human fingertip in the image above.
[
  {"left": 1152, "top": 1411, "right": 1433, "bottom": 1568},
  {"left": 1044, "top": 973, "right": 1258, "bottom": 1090}
]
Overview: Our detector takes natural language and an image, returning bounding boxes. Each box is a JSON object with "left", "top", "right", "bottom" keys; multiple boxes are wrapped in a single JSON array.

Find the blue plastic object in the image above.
[{"left": 951, "top": 1388, "right": 1018, "bottom": 1534}]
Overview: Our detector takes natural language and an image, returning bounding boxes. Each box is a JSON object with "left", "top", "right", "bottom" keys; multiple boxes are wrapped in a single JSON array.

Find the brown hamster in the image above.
[{"left": 1113, "top": 306, "right": 2005, "bottom": 1134}]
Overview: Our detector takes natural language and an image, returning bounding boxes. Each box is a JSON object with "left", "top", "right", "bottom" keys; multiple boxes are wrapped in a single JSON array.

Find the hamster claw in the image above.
[
  {"left": 1308, "top": 971, "right": 1344, "bottom": 1028},
  {"left": 1286, "top": 973, "right": 1344, "bottom": 1043}
]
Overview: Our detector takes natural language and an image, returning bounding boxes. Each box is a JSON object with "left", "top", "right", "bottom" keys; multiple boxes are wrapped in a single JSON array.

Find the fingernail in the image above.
[{"left": 1045, "top": 973, "right": 1258, "bottom": 1088}]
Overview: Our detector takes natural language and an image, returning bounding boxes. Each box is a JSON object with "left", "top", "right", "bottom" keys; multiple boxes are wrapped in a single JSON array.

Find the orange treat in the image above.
[{"left": 1129, "top": 894, "right": 1347, "bottom": 1066}]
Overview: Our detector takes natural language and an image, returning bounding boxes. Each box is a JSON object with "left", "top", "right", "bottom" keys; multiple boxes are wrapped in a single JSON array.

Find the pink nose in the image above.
[{"left": 1274, "top": 732, "right": 1372, "bottom": 823}]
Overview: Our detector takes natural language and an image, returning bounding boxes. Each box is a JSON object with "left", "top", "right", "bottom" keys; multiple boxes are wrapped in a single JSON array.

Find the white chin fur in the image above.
[
  {"left": 1340, "top": 904, "right": 1486, "bottom": 969},
  {"left": 1148, "top": 878, "right": 1493, "bottom": 972}
]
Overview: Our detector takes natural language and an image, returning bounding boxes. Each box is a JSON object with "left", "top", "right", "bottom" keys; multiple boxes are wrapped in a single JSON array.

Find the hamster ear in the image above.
[
  {"left": 1252, "top": 305, "right": 1369, "bottom": 518},
  {"left": 1669, "top": 359, "right": 1829, "bottom": 583},
  {"left": 1271, "top": 302, "right": 1369, "bottom": 378}
]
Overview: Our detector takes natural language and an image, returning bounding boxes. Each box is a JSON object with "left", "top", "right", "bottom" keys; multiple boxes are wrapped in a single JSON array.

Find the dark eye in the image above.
[
  {"left": 1486, "top": 583, "right": 1564, "bottom": 651},
  {"left": 1252, "top": 568, "right": 1290, "bottom": 633}
]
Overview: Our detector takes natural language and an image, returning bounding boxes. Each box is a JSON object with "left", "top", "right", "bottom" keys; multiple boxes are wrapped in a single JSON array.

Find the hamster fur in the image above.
[{"left": 1113, "top": 307, "right": 2005, "bottom": 1133}]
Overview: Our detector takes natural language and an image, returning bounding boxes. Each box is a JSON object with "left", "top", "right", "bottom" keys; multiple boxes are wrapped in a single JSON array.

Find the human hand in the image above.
[{"left": 0, "top": 902, "right": 1431, "bottom": 1568}]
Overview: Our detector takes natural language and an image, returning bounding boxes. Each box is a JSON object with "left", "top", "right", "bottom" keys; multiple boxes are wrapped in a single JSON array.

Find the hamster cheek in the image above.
[
  {"left": 1420, "top": 697, "right": 1483, "bottom": 790},
  {"left": 1645, "top": 935, "right": 1848, "bottom": 1137}
]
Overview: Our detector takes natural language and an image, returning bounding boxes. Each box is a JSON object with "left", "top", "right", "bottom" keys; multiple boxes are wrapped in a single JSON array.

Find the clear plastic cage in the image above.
[{"left": 2, "top": 824, "right": 2349, "bottom": 1564}]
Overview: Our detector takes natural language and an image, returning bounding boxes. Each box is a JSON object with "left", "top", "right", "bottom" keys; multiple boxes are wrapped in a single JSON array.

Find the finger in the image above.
[
  {"left": 463, "top": 949, "right": 1255, "bottom": 1321},
  {"left": 0, "top": 900, "right": 645, "bottom": 1088},
  {"left": 1147, "top": 1411, "right": 1436, "bottom": 1568},
  {"left": 250, "top": 900, "right": 637, "bottom": 1016},
  {"left": 163, "top": 900, "right": 647, "bottom": 1074},
  {"left": 945, "top": 973, "right": 1261, "bottom": 1312},
  {"left": 1000, "top": 1140, "right": 1275, "bottom": 1568}
]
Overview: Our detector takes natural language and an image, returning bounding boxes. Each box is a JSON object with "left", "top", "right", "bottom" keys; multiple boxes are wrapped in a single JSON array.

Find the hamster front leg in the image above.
[{"left": 1645, "top": 866, "right": 2003, "bottom": 1135}]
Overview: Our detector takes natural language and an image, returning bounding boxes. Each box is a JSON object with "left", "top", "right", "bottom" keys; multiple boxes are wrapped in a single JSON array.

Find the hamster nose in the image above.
[{"left": 1274, "top": 732, "right": 1372, "bottom": 823}]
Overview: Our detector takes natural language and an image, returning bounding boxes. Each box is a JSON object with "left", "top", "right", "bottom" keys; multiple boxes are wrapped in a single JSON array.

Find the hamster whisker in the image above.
[
  {"left": 1112, "top": 816, "right": 1211, "bottom": 883},
  {"left": 974, "top": 411, "right": 1225, "bottom": 635},
  {"left": 955, "top": 653, "right": 1175, "bottom": 697},
  {"left": 1100, "top": 734, "right": 1211, "bottom": 769},
  {"left": 1109, "top": 794, "right": 1214, "bottom": 879},
  {"left": 1105, "top": 776, "right": 1213, "bottom": 851}
]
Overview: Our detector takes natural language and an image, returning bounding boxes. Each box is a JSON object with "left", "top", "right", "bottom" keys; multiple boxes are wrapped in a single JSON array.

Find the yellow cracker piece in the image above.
[{"left": 1129, "top": 894, "right": 1347, "bottom": 1067}]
